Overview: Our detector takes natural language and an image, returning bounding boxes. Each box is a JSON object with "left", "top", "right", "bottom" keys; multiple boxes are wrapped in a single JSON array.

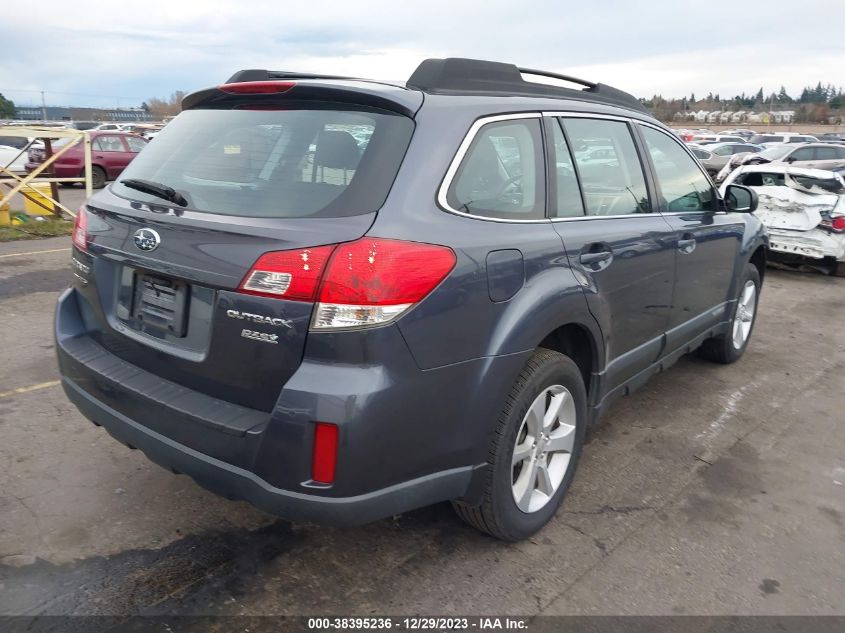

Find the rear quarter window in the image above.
[{"left": 446, "top": 118, "right": 546, "bottom": 220}]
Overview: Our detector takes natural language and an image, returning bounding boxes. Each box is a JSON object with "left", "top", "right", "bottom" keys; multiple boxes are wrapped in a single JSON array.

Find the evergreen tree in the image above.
[{"left": 0, "top": 93, "right": 15, "bottom": 119}]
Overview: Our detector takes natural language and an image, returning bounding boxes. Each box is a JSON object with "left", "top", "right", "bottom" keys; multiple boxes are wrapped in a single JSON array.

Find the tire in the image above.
[
  {"left": 90, "top": 166, "right": 106, "bottom": 189},
  {"left": 699, "top": 263, "right": 761, "bottom": 364},
  {"left": 834, "top": 261, "right": 845, "bottom": 278},
  {"left": 452, "top": 348, "right": 587, "bottom": 541}
]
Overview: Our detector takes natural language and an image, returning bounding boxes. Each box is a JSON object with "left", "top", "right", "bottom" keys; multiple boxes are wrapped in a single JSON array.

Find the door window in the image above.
[
  {"left": 550, "top": 120, "right": 585, "bottom": 218},
  {"left": 789, "top": 148, "right": 814, "bottom": 161},
  {"left": 447, "top": 118, "right": 545, "bottom": 220},
  {"left": 712, "top": 145, "right": 733, "bottom": 156},
  {"left": 562, "top": 118, "right": 650, "bottom": 216},
  {"left": 640, "top": 126, "right": 716, "bottom": 213},
  {"left": 814, "top": 146, "right": 838, "bottom": 160},
  {"left": 95, "top": 136, "right": 126, "bottom": 152}
]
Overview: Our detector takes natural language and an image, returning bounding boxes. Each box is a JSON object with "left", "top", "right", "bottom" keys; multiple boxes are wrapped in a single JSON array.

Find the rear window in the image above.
[{"left": 111, "top": 108, "right": 413, "bottom": 218}]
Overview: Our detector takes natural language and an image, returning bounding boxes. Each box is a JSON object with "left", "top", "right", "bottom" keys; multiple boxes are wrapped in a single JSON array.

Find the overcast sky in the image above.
[{"left": 1, "top": 0, "right": 842, "bottom": 109}]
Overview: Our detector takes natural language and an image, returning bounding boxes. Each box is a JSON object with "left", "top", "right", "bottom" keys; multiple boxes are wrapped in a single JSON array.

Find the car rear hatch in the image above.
[
  {"left": 71, "top": 80, "right": 419, "bottom": 412},
  {"left": 752, "top": 170, "right": 845, "bottom": 232}
]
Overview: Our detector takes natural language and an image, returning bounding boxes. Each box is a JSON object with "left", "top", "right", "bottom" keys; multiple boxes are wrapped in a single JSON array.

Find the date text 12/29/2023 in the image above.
[{"left": 307, "top": 617, "right": 529, "bottom": 630}]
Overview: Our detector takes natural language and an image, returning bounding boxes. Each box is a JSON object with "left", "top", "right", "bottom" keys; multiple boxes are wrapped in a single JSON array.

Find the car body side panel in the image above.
[
  {"left": 366, "top": 100, "right": 608, "bottom": 372},
  {"left": 551, "top": 216, "right": 675, "bottom": 391}
]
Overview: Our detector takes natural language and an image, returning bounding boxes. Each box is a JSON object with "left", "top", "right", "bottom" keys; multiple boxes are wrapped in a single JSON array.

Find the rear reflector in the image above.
[
  {"left": 312, "top": 422, "right": 339, "bottom": 484},
  {"left": 218, "top": 81, "right": 296, "bottom": 94},
  {"left": 239, "top": 245, "right": 335, "bottom": 301},
  {"left": 72, "top": 207, "right": 88, "bottom": 251}
]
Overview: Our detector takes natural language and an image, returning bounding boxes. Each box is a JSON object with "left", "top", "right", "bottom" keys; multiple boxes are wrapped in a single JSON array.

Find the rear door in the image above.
[
  {"left": 549, "top": 115, "right": 675, "bottom": 391},
  {"left": 75, "top": 104, "right": 414, "bottom": 411},
  {"left": 785, "top": 146, "right": 816, "bottom": 168},
  {"left": 93, "top": 135, "right": 133, "bottom": 178},
  {"left": 636, "top": 123, "right": 744, "bottom": 351}
]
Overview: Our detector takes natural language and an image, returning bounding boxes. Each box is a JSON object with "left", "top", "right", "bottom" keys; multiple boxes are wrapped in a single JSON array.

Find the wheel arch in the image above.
[
  {"left": 749, "top": 245, "right": 766, "bottom": 284},
  {"left": 537, "top": 322, "right": 601, "bottom": 403}
]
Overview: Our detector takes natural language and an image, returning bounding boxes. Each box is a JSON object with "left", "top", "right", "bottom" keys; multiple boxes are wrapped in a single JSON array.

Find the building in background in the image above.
[{"left": 13, "top": 106, "right": 154, "bottom": 122}]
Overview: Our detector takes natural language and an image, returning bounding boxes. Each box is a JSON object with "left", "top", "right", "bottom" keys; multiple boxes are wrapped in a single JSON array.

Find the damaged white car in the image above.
[{"left": 719, "top": 165, "right": 845, "bottom": 275}]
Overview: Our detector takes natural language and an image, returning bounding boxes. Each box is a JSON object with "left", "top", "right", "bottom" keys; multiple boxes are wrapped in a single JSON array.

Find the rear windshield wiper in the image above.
[{"left": 120, "top": 178, "right": 188, "bottom": 207}]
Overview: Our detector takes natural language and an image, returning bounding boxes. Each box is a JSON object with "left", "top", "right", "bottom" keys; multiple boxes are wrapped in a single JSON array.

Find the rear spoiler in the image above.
[{"left": 181, "top": 78, "right": 423, "bottom": 118}]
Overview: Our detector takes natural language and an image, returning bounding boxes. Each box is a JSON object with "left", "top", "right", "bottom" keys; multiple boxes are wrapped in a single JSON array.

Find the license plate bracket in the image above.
[{"left": 131, "top": 273, "right": 190, "bottom": 337}]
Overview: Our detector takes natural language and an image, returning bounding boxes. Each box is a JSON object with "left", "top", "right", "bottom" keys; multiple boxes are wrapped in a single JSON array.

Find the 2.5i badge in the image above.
[{"left": 241, "top": 329, "right": 278, "bottom": 344}]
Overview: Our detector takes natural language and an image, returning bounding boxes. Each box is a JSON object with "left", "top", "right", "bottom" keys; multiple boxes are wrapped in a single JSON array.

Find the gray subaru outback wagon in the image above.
[{"left": 56, "top": 58, "right": 767, "bottom": 540}]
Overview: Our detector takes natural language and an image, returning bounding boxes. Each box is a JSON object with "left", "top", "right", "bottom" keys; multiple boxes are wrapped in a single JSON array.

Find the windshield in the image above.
[
  {"left": 111, "top": 108, "right": 414, "bottom": 218},
  {"left": 760, "top": 146, "right": 792, "bottom": 160}
]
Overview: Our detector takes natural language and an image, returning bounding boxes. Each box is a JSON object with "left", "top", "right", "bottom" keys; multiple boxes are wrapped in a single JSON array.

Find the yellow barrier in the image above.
[
  {"left": 23, "top": 183, "right": 55, "bottom": 215},
  {"left": 0, "top": 126, "right": 92, "bottom": 218}
]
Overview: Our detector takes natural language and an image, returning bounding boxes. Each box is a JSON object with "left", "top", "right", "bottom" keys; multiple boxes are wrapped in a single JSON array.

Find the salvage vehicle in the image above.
[
  {"left": 26, "top": 131, "right": 147, "bottom": 188},
  {"left": 720, "top": 164, "right": 845, "bottom": 275},
  {"left": 56, "top": 58, "right": 768, "bottom": 541}
]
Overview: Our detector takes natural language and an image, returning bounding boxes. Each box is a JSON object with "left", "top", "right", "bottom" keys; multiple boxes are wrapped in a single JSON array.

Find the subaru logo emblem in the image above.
[{"left": 134, "top": 228, "right": 160, "bottom": 252}]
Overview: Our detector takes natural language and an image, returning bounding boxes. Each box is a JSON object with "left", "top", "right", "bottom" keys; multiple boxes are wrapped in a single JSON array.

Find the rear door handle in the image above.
[{"left": 678, "top": 236, "right": 696, "bottom": 254}]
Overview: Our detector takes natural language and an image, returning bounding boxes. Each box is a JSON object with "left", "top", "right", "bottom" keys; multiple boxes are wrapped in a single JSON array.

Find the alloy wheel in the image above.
[{"left": 511, "top": 384, "right": 577, "bottom": 513}]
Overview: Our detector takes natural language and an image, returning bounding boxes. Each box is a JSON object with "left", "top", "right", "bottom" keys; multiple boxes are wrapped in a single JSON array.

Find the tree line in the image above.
[{"left": 642, "top": 82, "right": 844, "bottom": 123}]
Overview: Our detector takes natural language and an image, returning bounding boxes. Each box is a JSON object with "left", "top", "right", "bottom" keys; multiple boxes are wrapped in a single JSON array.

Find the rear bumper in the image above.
[
  {"left": 767, "top": 228, "right": 845, "bottom": 261},
  {"left": 56, "top": 287, "right": 524, "bottom": 525},
  {"left": 61, "top": 375, "right": 474, "bottom": 526}
]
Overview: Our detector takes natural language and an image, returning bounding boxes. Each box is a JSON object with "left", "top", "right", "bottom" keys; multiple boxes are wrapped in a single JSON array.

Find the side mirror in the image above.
[{"left": 724, "top": 184, "right": 758, "bottom": 213}]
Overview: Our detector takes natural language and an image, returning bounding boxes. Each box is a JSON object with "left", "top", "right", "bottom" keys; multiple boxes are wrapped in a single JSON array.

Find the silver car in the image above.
[
  {"left": 758, "top": 143, "right": 845, "bottom": 170},
  {"left": 691, "top": 142, "right": 762, "bottom": 175}
]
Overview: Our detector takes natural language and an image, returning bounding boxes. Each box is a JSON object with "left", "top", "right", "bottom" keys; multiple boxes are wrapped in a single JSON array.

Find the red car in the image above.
[{"left": 25, "top": 131, "right": 148, "bottom": 189}]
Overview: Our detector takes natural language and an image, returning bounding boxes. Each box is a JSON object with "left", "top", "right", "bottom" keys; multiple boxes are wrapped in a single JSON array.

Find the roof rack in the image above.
[{"left": 406, "top": 58, "right": 647, "bottom": 114}]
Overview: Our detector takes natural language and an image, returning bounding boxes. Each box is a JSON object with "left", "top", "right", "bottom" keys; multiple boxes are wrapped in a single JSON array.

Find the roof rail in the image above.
[
  {"left": 406, "top": 58, "right": 647, "bottom": 114},
  {"left": 225, "top": 69, "right": 361, "bottom": 83}
]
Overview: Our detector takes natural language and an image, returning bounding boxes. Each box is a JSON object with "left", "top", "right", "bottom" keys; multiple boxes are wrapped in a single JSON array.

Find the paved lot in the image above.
[{"left": 0, "top": 237, "right": 843, "bottom": 619}]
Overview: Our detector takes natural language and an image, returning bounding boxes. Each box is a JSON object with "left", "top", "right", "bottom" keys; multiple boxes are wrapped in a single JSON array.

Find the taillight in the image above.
[
  {"left": 311, "top": 422, "right": 339, "bottom": 484},
  {"left": 239, "top": 245, "right": 335, "bottom": 301},
  {"left": 821, "top": 216, "right": 845, "bottom": 233},
  {"left": 218, "top": 81, "right": 296, "bottom": 94},
  {"left": 239, "top": 238, "right": 456, "bottom": 330},
  {"left": 72, "top": 207, "right": 88, "bottom": 251},
  {"left": 312, "top": 238, "right": 456, "bottom": 330}
]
